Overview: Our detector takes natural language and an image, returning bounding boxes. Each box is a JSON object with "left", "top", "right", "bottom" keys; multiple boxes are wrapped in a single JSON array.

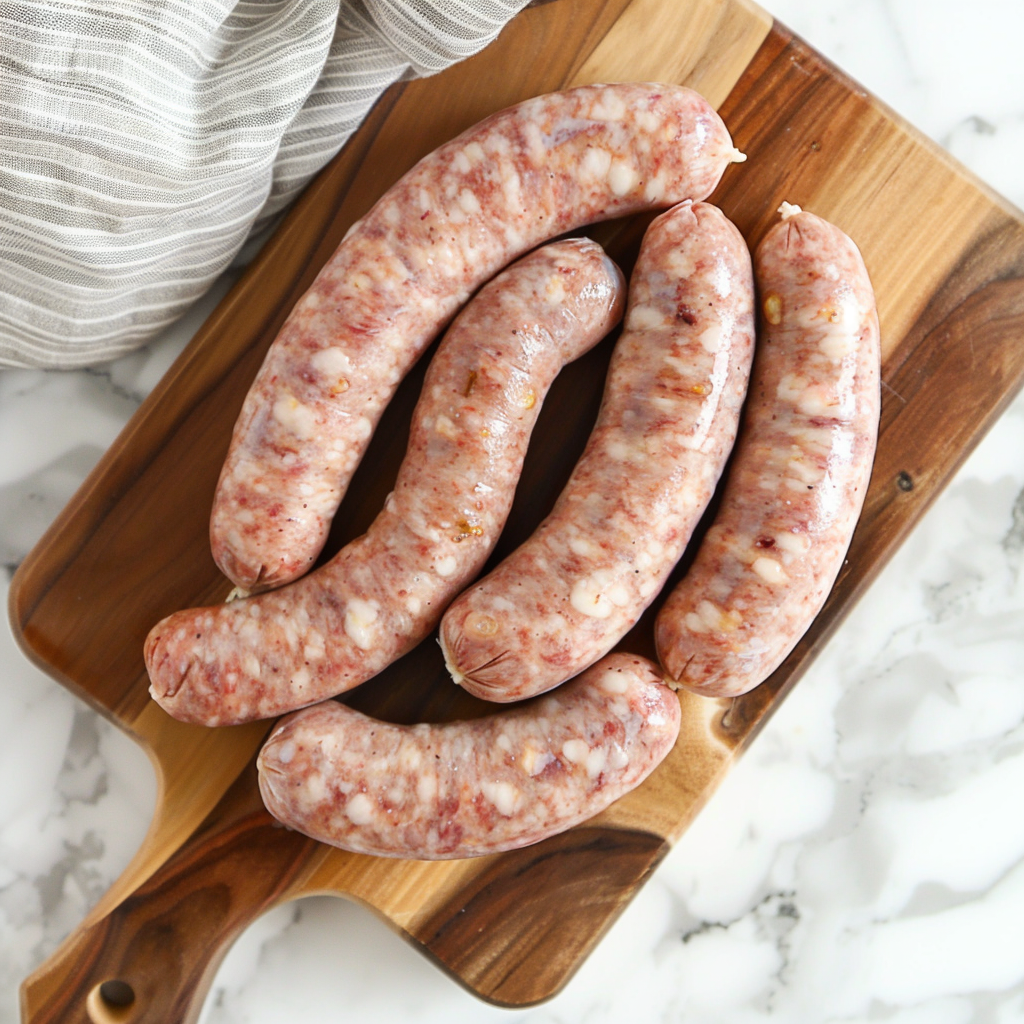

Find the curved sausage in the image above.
[
  {"left": 439, "top": 201, "right": 755, "bottom": 703},
  {"left": 257, "top": 653, "right": 681, "bottom": 859},
  {"left": 211, "top": 83, "right": 745, "bottom": 592},
  {"left": 147, "top": 240, "right": 625, "bottom": 726},
  {"left": 654, "top": 204, "right": 881, "bottom": 697}
]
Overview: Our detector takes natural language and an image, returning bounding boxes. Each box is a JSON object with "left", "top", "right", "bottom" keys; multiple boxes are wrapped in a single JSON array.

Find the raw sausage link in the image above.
[
  {"left": 211, "top": 83, "right": 744, "bottom": 592},
  {"left": 654, "top": 204, "right": 881, "bottom": 697},
  {"left": 257, "top": 653, "right": 681, "bottom": 859},
  {"left": 147, "top": 240, "right": 625, "bottom": 726},
  {"left": 439, "top": 201, "right": 755, "bottom": 702}
]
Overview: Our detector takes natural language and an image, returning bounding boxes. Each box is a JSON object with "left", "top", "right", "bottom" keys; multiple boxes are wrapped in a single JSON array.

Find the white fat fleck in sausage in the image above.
[
  {"left": 439, "top": 201, "right": 755, "bottom": 703},
  {"left": 654, "top": 205, "right": 881, "bottom": 697},
  {"left": 210, "top": 83, "right": 745, "bottom": 592},
  {"left": 256, "top": 653, "right": 681, "bottom": 859},
  {"left": 146, "top": 240, "right": 625, "bottom": 726}
]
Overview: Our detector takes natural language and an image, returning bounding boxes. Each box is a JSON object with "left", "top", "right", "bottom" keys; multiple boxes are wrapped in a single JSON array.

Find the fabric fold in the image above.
[{"left": 0, "top": 0, "right": 530, "bottom": 369}]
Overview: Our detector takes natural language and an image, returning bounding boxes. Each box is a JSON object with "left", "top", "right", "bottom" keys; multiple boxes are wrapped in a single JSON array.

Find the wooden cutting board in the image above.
[{"left": 13, "top": 0, "right": 1024, "bottom": 1020}]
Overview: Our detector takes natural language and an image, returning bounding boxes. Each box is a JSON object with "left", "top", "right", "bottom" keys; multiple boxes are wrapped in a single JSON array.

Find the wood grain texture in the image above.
[
  {"left": 412, "top": 826, "right": 667, "bottom": 1005},
  {"left": 13, "top": 0, "right": 1024, "bottom": 1018}
]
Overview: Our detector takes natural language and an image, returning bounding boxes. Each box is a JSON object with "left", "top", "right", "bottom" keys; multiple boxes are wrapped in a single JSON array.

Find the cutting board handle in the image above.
[{"left": 20, "top": 761, "right": 320, "bottom": 1024}]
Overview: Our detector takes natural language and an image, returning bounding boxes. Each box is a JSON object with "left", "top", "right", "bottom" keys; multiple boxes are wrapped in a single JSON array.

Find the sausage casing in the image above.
[
  {"left": 257, "top": 653, "right": 681, "bottom": 859},
  {"left": 210, "top": 83, "right": 744, "bottom": 591},
  {"left": 439, "top": 201, "right": 755, "bottom": 702},
  {"left": 655, "top": 204, "right": 881, "bottom": 697},
  {"left": 147, "top": 240, "right": 625, "bottom": 725}
]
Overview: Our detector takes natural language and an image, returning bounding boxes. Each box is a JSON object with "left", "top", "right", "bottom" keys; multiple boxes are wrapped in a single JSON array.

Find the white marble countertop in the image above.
[{"left": 2, "top": 1, "right": 1024, "bottom": 1021}]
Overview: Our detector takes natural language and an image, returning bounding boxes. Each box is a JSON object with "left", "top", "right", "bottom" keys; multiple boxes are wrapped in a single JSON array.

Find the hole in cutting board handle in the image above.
[{"left": 86, "top": 980, "right": 136, "bottom": 1023}]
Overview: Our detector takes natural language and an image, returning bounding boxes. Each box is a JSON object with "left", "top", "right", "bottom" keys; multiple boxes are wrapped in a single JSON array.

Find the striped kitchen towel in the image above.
[{"left": 0, "top": 0, "right": 530, "bottom": 369}]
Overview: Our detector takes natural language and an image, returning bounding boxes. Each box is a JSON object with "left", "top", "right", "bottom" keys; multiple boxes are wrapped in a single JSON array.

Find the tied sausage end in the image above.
[
  {"left": 439, "top": 605, "right": 548, "bottom": 704},
  {"left": 437, "top": 631, "right": 465, "bottom": 687},
  {"left": 145, "top": 613, "right": 209, "bottom": 720}
]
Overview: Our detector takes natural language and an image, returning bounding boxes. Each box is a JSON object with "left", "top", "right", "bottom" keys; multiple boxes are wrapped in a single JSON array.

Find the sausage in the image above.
[
  {"left": 256, "top": 653, "right": 681, "bottom": 859},
  {"left": 210, "top": 83, "right": 745, "bottom": 592},
  {"left": 147, "top": 240, "right": 626, "bottom": 726},
  {"left": 654, "top": 203, "right": 881, "bottom": 697},
  {"left": 439, "top": 201, "right": 755, "bottom": 703}
]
